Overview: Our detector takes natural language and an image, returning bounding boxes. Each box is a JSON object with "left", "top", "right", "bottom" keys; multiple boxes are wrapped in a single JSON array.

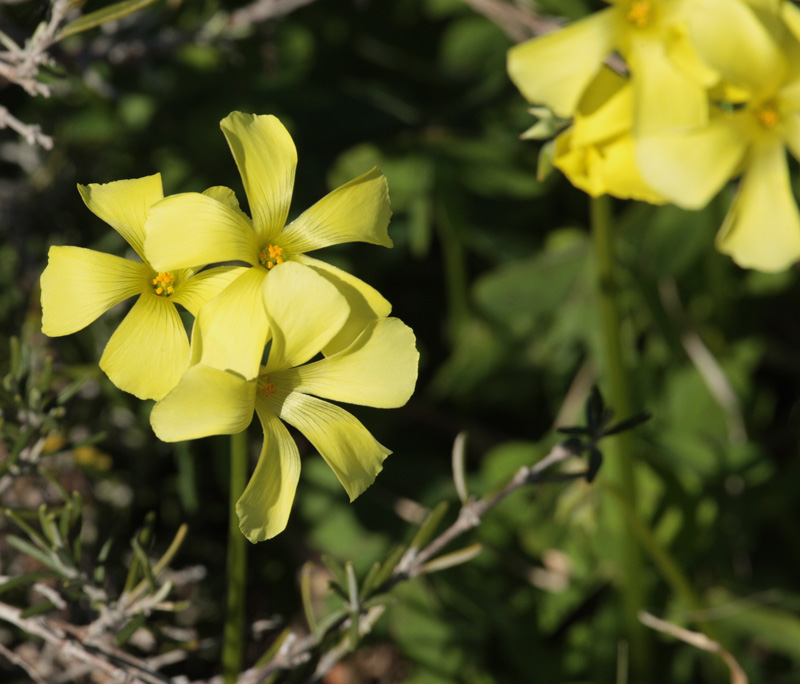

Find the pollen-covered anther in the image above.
[
  {"left": 258, "top": 374, "right": 276, "bottom": 398},
  {"left": 151, "top": 272, "right": 176, "bottom": 296},
  {"left": 754, "top": 102, "right": 780, "bottom": 128},
  {"left": 626, "top": 0, "right": 653, "bottom": 28},
  {"left": 258, "top": 244, "right": 285, "bottom": 270}
]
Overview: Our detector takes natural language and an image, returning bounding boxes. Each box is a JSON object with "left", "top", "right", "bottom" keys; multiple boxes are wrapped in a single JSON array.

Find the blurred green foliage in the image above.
[{"left": 3, "top": 0, "right": 800, "bottom": 682}]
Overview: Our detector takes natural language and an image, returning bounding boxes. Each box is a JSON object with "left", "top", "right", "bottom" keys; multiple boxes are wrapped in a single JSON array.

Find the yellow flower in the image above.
[
  {"left": 40, "top": 174, "right": 244, "bottom": 399},
  {"left": 143, "top": 112, "right": 393, "bottom": 382},
  {"left": 150, "top": 263, "right": 419, "bottom": 542},
  {"left": 506, "top": 0, "right": 719, "bottom": 131},
  {"left": 636, "top": 1, "right": 800, "bottom": 270},
  {"left": 552, "top": 67, "right": 666, "bottom": 203}
]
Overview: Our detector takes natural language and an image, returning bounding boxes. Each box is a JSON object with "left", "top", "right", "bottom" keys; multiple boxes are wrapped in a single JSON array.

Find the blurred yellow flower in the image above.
[
  {"left": 41, "top": 174, "right": 244, "bottom": 399},
  {"left": 143, "top": 112, "right": 394, "bottom": 382},
  {"left": 150, "top": 263, "right": 419, "bottom": 542}
]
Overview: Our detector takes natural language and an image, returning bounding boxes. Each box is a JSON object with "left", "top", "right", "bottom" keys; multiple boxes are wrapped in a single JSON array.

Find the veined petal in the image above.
[
  {"left": 636, "top": 113, "right": 747, "bottom": 209},
  {"left": 507, "top": 9, "right": 618, "bottom": 117},
  {"left": 281, "top": 167, "right": 393, "bottom": 254},
  {"left": 41, "top": 246, "right": 149, "bottom": 336},
  {"left": 220, "top": 112, "right": 297, "bottom": 243},
  {"left": 272, "top": 391, "right": 389, "bottom": 501},
  {"left": 236, "top": 402, "right": 301, "bottom": 542},
  {"left": 151, "top": 364, "right": 256, "bottom": 441},
  {"left": 190, "top": 267, "right": 269, "bottom": 380},
  {"left": 686, "top": 0, "right": 785, "bottom": 96},
  {"left": 273, "top": 318, "right": 418, "bottom": 408},
  {"left": 293, "top": 254, "right": 392, "bottom": 356},
  {"left": 77, "top": 174, "right": 163, "bottom": 261},
  {"left": 99, "top": 293, "right": 189, "bottom": 400},
  {"left": 144, "top": 193, "right": 258, "bottom": 272},
  {"left": 630, "top": 37, "right": 708, "bottom": 134},
  {"left": 172, "top": 265, "right": 248, "bottom": 317},
  {"left": 262, "top": 261, "right": 349, "bottom": 371},
  {"left": 715, "top": 138, "right": 800, "bottom": 272}
]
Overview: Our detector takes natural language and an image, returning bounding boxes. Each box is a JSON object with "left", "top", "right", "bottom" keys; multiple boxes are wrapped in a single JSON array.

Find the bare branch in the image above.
[{"left": 227, "top": 0, "right": 320, "bottom": 29}]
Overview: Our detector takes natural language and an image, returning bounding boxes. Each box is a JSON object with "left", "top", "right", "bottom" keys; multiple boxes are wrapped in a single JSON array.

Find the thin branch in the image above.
[
  {"left": 459, "top": 0, "right": 563, "bottom": 42},
  {"left": 0, "top": 641, "right": 49, "bottom": 684},
  {"left": 226, "top": 0, "right": 320, "bottom": 29}
]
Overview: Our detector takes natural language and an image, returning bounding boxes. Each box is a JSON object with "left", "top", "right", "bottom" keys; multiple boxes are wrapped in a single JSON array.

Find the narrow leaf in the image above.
[
  {"left": 420, "top": 543, "right": 483, "bottom": 574},
  {"left": 58, "top": 0, "right": 160, "bottom": 40},
  {"left": 451, "top": 431, "right": 469, "bottom": 504},
  {"left": 300, "top": 562, "right": 319, "bottom": 635},
  {"left": 115, "top": 613, "right": 147, "bottom": 645},
  {"left": 409, "top": 501, "right": 449, "bottom": 552}
]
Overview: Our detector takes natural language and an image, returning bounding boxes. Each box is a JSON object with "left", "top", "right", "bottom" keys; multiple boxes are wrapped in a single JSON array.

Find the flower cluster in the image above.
[
  {"left": 508, "top": 0, "right": 800, "bottom": 272},
  {"left": 41, "top": 112, "right": 419, "bottom": 541}
]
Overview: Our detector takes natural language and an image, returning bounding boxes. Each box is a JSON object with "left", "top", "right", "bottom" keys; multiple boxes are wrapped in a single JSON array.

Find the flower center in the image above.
[
  {"left": 257, "top": 374, "right": 276, "bottom": 398},
  {"left": 151, "top": 272, "right": 176, "bottom": 296},
  {"left": 258, "top": 244, "right": 285, "bottom": 270},
  {"left": 626, "top": 0, "right": 653, "bottom": 28},
  {"left": 754, "top": 101, "right": 780, "bottom": 128}
]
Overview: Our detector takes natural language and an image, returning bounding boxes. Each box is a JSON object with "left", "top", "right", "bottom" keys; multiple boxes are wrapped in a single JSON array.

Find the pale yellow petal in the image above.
[
  {"left": 780, "top": 111, "right": 800, "bottom": 161},
  {"left": 293, "top": 254, "right": 392, "bottom": 356},
  {"left": 99, "top": 293, "right": 189, "bottom": 400},
  {"left": 716, "top": 139, "right": 800, "bottom": 272},
  {"left": 150, "top": 365, "right": 255, "bottom": 441},
  {"left": 220, "top": 112, "right": 297, "bottom": 243},
  {"left": 271, "top": 391, "right": 389, "bottom": 501},
  {"left": 507, "top": 9, "right": 618, "bottom": 117},
  {"left": 570, "top": 68, "right": 631, "bottom": 146},
  {"left": 236, "top": 402, "right": 301, "bottom": 542},
  {"left": 636, "top": 114, "right": 747, "bottom": 209},
  {"left": 630, "top": 37, "right": 708, "bottom": 135},
  {"left": 686, "top": 0, "right": 785, "bottom": 96},
  {"left": 171, "top": 265, "right": 248, "bottom": 317},
  {"left": 41, "top": 246, "right": 149, "bottom": 336},
  {"left": 281, "top": 167, "right": 392, "bottom": 254},
  {"left": 273, "top": 318, "right": 418, "bottom": 408},
  {"left": 261, "top": 261, "right": 349, "bottom": 371},
  {"left": 77, "top": 174, "right": 163, "bottom": 261},
  {"left": 144, "top": 193, "right": 259, "bottom": 272},
  {"left": 190, "top": 267, "right": 269, "bottom": 380}
]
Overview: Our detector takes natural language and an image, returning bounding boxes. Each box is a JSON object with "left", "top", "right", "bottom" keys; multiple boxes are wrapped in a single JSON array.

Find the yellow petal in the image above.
[
  {"left": 99, "top": 293, "right": 189, "bottom": 400},
  {"left": 220, "top": 112, "right": 297, "bottom": 244},
  {"left": 236, "top": 403, "right": 301, "bottom": 542},
  {"left": 172, "top": 265, "right": 248, "bottom": 317},
  {"left": 293, "top": 254, "right": 392, "bottom": 356},
  {"left": 274, "top": 317, "right": 418, "bottom": 409},
  {"left": 145, "top": 193, "right": 258, "bottom": 272},
  {"left": 262, "top": 261, "right": 349, "bottom": 371},
  {"left": 629, "top": 37, "right": 708, "bottom": 135},
  {"left": 150, "top": 364, "right": 255, "bottom": 441},
  {"left": 41, "top": 246, "right": 149, "bottom": 336},
  {"left": 272, "top": 391, "right": 389, "bottom": 501},
  {"left": 77, "top": 174, "right": 163, "bottom": 261},
  {"left": 636, "top": 114, "right": 747, "bottom": 209},
  {"left": 570, "top": 68, "right": 631, "bottom": 146},
  {"left": 686, "top": 0, "right": 785, "bottom": 96},
  {"left": 716, "top": 138, "right": 800, "bottom": 272},
  {"left": 281, "top": 167, "right": 393, "bottom": 253},
  {"left": 780, "top": 111, "right": 800, "bottom": 161},
  {"left": 190, "top": 267, "right": 269, "bottom": 380},
  {"left": 507, "top": 9, "right": 618, "bottom": 117}
]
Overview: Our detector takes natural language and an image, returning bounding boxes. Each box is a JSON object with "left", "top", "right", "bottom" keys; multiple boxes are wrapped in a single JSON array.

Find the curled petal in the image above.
[
  {"left": 172, "top": 266, "right": 248, "bottom": 317},
  {"left": 41, "top": 246, "right": 149, "bottom": 336},
  {"left": 262, "top": 261, "right": 349, "bottom": 372},
  {"left": 293, "top": 254, "right": 392, "bottom": 356},
  {"left": 150, "top": 364, "right": 255, "bottom": 441},
  {"left": 100, "top": 293, "right": 189, "bottom": 400},
  {"left": 274, "top": 318, "right": 418, "bottom": 409},
  {"left": 507, "top": 9, "right": 618, "bottom": 117},
  {"left": 281, "top": 167, "right": 393, "bottom": 253},
  {"left": 77, "top": 174, "right": 163, "bottom": 261},
  {"left": 236, "top": 403, "right": 301, "bottom": 542},
  {"left": 145, "top": 193, "right": 259, "bottom": 272},
  {"left": 716, "top": 138, "right": 800, "bottom": 272},
  {"left": 190, "top": 267, "right": 269, "bottom": 380},
  {"left": 272, "top": 391, "right": 389, "bottom": 501},
  {"left": 220, "top": 112, "right": 297, "bottom": 244}
]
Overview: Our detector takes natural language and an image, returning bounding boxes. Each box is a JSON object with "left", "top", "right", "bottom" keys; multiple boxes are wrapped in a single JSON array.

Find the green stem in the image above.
[
  {"left": 590, "top": 195, "right": 647, "bottom": 671},
  {"left": 222, "top": 430, "right": 248, "bottom": 683}
]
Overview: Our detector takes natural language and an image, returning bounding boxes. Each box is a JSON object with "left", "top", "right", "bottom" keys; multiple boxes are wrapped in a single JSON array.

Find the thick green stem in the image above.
[
  {"left": 590, "top": 195, "right": 647, "bottom": 672},
  {"left": 222, "top": 430, "right": 248, "bottom": 683}
]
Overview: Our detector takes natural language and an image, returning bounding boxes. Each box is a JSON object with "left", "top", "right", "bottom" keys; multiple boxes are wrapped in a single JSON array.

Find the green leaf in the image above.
[
  {"left": 115, "top": 613, "right": 147, "bottom": 645},
  {"left": 409, "top": 501, "right": 450, "bottom": 552},
  {"left": 0, "top": 572, "right": 59, "bottom": 596},
  {"left": 58, "top": 0, "right": 160, "bottom": 40},
  {"left": 421, "top": 543, "right": 483, "bottom": 574},
  {"left": 20, "top": 600, "right": 57, "bottom": 619},
  {"left": 300, "top": 562, "right": 319, "bottom": 635}
]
